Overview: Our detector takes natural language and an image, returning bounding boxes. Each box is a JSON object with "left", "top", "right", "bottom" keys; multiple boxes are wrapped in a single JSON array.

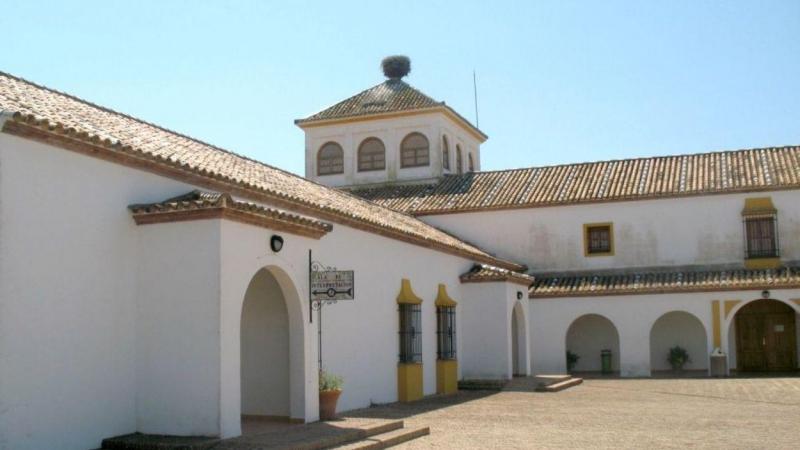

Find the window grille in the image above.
[
  {"left": 399, "top": 303, "right": 422, "bottom": 363},
  {"left": 357, "top": 137, "right": 386, "bottom": 172},
  {"left": 317, "top": 142, "right": 344, "bottom": 175},
  {"left": 744, "top": 215, "right": 779, "bottom": 258},
  {"left": 436, "top": 306, "right": 456, "bottom": 360},
  {"left": 468, "top": 153, "right": 475, "bottom": 172},
  {"left": 400, "top": 133, "right": 430, "bottom": 168},
  {"left": 587, "top": 225, "right": 611, "bottom": 254},
  {"left": 456, "top": 146, "right": 463, "bottom": 175}
]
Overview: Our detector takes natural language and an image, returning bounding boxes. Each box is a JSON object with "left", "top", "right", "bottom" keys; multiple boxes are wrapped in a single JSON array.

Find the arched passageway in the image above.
[
  {"left": 240, "top": 268, "right": 291, "bottom": 420},
  {"left": 649, "top": 311, "right": 708, "bottom": 372},
  {"left": 511, "top": 303, "right": 528, "bottom": 376},
  {"left": 565, "top": 314, "right": 620, "bottom": 373},
  {"left": 729, "top": 299, "right": 797, "bottom": 372}
]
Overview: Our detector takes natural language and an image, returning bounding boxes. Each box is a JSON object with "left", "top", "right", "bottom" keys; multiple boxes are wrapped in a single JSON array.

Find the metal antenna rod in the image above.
[{"left": 473, "top": 70, "right": 480, "bottom": 128}]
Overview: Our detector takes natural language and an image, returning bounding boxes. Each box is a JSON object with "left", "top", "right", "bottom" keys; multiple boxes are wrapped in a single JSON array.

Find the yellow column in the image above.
[
  {"left": 397, "top": 279, "right": 424, "bottom": 403},
  {"left": 712, "top": 300, "right": 721, "bottom": 348}
]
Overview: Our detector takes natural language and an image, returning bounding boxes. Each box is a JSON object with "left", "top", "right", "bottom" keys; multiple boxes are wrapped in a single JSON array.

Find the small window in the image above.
[
  {"left": 468, "top": 153, "right": 475, "bottom": 172},
  {"left": 436, "top": 306, "right": 456, "bottom": 360},
  {"left": 744, "top": 216, "right": 778, "bottom": 258},
  {"left": 442, "top": 136, "right": 450, "bottom": 171},
  {"left": 317, "top": 142, "right": 344, "bottom": 176},
  {"left": 357, "top": 137, "right": 385, "bottom": 172},
  {"left": 399, "top": 304, "right": 422, "bottom": 363},
  {"left": 584, "top": 223, "right": 613, "bottom": 256},
  {"left": 400, "top": 133, "right": 430, "bottom": 168},
  {"left": 456, "top": 145, "right": 463, "bottom": 175}
]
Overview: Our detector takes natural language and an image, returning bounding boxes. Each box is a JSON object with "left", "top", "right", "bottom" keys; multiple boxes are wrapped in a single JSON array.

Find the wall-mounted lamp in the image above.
[
  {"left": 516, "top": 291, "right": 523, "bottom": 300},
  {"left": 761, "top": 290, "right": 770, "bottom": 299},
  {"left": 270, "top": 235, "right": 284, "bottom": 253}
]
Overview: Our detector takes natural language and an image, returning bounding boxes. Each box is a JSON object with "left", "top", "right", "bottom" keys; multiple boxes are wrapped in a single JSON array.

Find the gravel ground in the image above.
[{"left": 342, "top": 376, "right": 800, "bottom": 449}]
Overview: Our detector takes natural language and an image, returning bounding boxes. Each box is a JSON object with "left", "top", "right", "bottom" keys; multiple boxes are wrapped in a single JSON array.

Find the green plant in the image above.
[
  {"left": 566, "top": 350, "right": 580, "bottom": 372},
  {"left": 667, "top": 346, "right": 691, "bottom": 370},
  {"left": 319, "top": 369, "right": 344, "bottom": 392}
]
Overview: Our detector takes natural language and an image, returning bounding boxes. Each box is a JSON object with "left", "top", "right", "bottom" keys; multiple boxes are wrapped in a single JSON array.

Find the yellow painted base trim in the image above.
[
  {"left": 744, "top": 257, "right": 781, "bottom": 270},
  {"left": 398, "top": 363, "right": 423, "bottom": 402},
  {"left": 712, "top": 300, "right": 721, "bottom": 348},
  {"left": 724, "top": 300, "right": 741, "bottom": 319},
  {"left": 436, "top": 359, "right": 458, "bottom": 395}
]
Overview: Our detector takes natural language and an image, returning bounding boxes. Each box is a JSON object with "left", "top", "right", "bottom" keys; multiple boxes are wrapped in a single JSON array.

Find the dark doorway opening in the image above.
[{"left": 735, "top": 299, "right": 797, "bottom": 371}]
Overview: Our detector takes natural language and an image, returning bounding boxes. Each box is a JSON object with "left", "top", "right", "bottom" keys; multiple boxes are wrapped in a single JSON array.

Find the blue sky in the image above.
[{"left": 3, "top": 1, "right": 799, "bottom": 174}]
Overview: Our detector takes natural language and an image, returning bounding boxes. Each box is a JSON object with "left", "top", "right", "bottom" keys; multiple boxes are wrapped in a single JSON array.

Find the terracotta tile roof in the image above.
[
  {"left": 297, "top": 79, "right": 441, "bottom": 123},
  {"left": 460, "top": 264, "right": 535, "bottom": 286},
  {"left": 529, "top": 264, "right": 800, "bottom": 298},
  {"left": 0, "top": 71, "right": 523, "bottom": 271},
  {"left": 351, "top": 146, "right": 800, "bottom": 215},
  {"left": 129, "top": 190, "right": 333, "bottom": 238},
  {"left": 295, "top": 79, "right": 487, "bottom": 140}
]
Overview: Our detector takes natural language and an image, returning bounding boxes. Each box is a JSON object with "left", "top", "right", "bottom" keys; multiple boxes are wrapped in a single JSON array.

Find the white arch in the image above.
[
  {"left": 511, "top": 301, "right": 530, "bottom": 376},
  {"left": 565, "top": 313, "right": 621, "bottom": 373},
  {"left": 649, "top": 311, "right": 708, "bottom": 372}
]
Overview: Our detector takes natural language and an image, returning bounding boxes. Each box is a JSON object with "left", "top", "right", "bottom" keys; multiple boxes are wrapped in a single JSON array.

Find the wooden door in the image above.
[{"left": 735, "top": 300, "right": 797, "bottom": 371}]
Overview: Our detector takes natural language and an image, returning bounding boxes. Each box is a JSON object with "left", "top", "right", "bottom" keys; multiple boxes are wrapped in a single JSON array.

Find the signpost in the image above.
[{"left": 309, "top": 250, "right": 354, "bottom": 370}]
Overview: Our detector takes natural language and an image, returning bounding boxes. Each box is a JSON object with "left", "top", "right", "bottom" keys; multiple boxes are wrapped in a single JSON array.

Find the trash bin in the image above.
[
  {"left": 601, "top": 349, "right": 612, "bottom": 374},
  {"left": 710, "top": 348, "right": 727, "bottom": 377}
]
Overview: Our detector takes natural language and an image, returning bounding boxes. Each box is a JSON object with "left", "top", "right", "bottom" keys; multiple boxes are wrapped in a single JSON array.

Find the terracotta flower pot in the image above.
[{"left": 319, "top": 389, "right": 342, "bottom": 421}]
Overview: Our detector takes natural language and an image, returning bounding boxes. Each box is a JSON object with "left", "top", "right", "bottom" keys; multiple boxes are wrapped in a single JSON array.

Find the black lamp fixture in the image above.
[
  {"left": 270, "top": 235, "right": 284, "bottom": 253},
  {"left": 761, "top": 289, "right": 770, "bottom": 299},
  {"left": 516, "top": 291, "right": 523, "bottom": 300}
]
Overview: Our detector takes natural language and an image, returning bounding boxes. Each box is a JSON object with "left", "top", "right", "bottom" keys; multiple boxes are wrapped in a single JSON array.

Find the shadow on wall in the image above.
[{"left": 565, "top": 314, "right": 621, "bottom": 373}]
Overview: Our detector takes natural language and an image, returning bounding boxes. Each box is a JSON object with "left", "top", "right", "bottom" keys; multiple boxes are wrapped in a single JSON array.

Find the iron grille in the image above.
[
  {"left": 744, "top": 215, "right": 779, "bottom": 259},
  {"left": 436, "top": 306, "right": 457, "bottom": 360},
  {"left": 587, "top": 226, "right": 611, "bottom": 254},
  {"left": 399, "top": 304, "right": 422, "bottom": 363}
]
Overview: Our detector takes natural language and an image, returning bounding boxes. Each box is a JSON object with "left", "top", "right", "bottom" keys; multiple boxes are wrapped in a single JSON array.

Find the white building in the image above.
[{"left": 0, "top": 58, "right": 798, "bottom": 449}]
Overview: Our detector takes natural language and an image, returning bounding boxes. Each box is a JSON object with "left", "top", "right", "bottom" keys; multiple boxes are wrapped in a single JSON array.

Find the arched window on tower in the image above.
[
  {"left": 400, "top": 133, "right": 430, "bottom": 168},
  {"left": 357, "top": 137, "right": 386, "bottom": 172},
  {"left": 317, "top": 142, "right": 344, "bottom": 176},
  {"left": 456, "top": 145, "right": 463, "bottom": 175},
  {"left": 442, "top": 136, "right": 450, "bottom": 171},
  {"left": 468, "top": 153, "right": 475, "bottom": 172}
]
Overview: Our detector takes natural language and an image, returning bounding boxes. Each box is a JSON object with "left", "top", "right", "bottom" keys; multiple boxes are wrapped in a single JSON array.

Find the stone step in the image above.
[
  {"left": 457, "top": 379, "right": 508, "bottom": 391},
  {"left": 536, "top": 377, "right": 583, "bottom": 393},
  {"left": 328, "top": 426, "right": 430, "bottom": 450}
]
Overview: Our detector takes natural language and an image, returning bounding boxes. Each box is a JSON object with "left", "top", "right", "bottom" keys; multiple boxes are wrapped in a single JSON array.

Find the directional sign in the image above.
[{"left": 310, "top": 270, "right": 354, "bottom": 301}]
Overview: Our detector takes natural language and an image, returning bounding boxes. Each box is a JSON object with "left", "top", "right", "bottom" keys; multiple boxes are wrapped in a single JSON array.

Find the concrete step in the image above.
[
  {"left": 533, "top": 374, "right": 572, "bottom": 386},
  {"left": 536, "top": 377, "right": 583, "bottom": 393},
  {"left": 329, "top": 426, "right": 430, "bottom": 450}
]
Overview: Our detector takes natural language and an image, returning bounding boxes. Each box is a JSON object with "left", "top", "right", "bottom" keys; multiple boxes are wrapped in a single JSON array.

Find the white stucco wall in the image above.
[
  {"left": 135, "top": 219, "right": 222, "bottom": 436},
  {"left": 0, "top": 133, "right": 196, "bottom": 450},
  {"left": 460, "top": 282, "right": 529, "bottom": 380},
  {"left": 422, "top": 190, "right": 800, "bottom": 272},
  {"left": 303, "top": 112, "right": 482, "bottom": 188}
]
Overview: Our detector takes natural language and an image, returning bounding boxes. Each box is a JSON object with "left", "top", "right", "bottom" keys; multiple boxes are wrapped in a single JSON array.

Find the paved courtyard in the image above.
[{"left": 343, "top": 376, "right": 800, "bottom": 449}]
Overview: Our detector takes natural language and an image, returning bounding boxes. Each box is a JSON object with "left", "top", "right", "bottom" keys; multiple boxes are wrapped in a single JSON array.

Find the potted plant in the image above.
[
  {"left": 566, "top": 350, "right": 580, "bottom": 372},
  {"left": 667, "top": 346, "right": 691, "bottom": 371},
  {"left": 319, "top": 369, "right": 343, "bottom": 420}
]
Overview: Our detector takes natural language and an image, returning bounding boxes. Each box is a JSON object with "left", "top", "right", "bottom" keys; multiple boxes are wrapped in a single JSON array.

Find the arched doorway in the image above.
[
  {"left": 240, "top": 268, "right": 291, "bottom": 421},
  {"left": 731, "top": 299, "right": 797, "bottom": 372},
  {"left": 649, "top": 311, "right": 708, "bottom": 373},
  {"left": 566, "top": 314, "right": 620, "bottom": 373},
  {"left": 511, "top": 302, "right": 528, "bottom": 376}
]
